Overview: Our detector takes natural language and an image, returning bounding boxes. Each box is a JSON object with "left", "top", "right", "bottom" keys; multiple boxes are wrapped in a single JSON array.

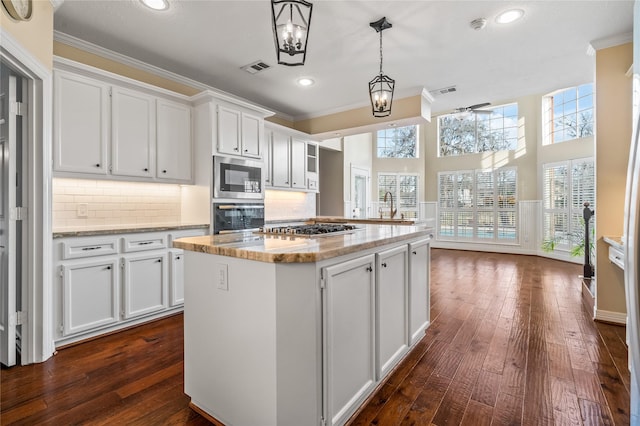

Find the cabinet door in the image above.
[
  {"left": 169, "top": 250, "right": 184, "bottom": 306},
  {"left": 322, "top": 254, "right": 376, "bottom": 426},
  {"left": 306, "top": 142, "right": 319, "bottom": 191},
  {"left": 271, "top": 131, "right": 291, "bottom": 187},
  {"left": 157, "top": 99, "right": 192, "bottom": 181},
  {"left": 122, "top": 253, "right": 167, "bottom": 319},
  {"left": 53, "top": 70, "right": 109, "bottom": 175},
  {"left": 111, "top": 86, "right": 155, "bottom": 178},
  {"left": 290, "top": 138, "right": 306, "bottom": 189},
  {"left": 409, "top": 239, "right": 430, "bottom": 345},
  {"left": 241, "top": 112, "right": 262, "bottom": 158},
  {"left": 217, "top": 105, "right": 241, "bottom": 155},
  {"left": 62, "top": 258, "right": 119, "bottom": 336},
  {"left": 263, "top": 131, "right": 272, "bottom": 187},
  {"left": 376, "top": 245, "right": 409, "bottom": 380}
]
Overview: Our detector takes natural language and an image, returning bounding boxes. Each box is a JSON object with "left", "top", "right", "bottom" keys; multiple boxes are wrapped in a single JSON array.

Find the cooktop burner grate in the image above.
[{"left": 257, "top": 223, "right": 360, "bottom": 237}]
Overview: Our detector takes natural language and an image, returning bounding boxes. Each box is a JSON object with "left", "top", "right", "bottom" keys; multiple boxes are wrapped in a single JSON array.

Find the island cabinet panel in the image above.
[
  {"left": 168, "top": 249, "right": 185, "bottom": 306},
  {"left": 376, "top": 245, "right": 409, "bottom": 380},
  {"left": 409, "top": 238, "right": 431, "bottom": 345},
  {"left": 322, "top": 255, "right": 376, "bottom": 426},
  {"left": 61, "top": 258, "right": 119, "bottom": 336}
]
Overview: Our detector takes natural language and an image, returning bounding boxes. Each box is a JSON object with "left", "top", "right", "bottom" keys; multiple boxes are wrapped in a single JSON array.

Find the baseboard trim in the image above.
[{"left": 595, "top": 309, "right": 627, "bottom": 325}]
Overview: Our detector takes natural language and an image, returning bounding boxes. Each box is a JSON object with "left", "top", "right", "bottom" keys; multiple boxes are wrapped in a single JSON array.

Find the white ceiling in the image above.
[{"left": 54, "top": 0, "right": 634, "bottom": 122}]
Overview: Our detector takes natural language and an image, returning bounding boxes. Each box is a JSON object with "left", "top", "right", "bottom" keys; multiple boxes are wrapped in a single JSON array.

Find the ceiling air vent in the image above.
[
  {"left": 241, "top": 60, "right": 271, "bottom": 75},
  {"left": 429, "top": 85, "right": 457, "bottom": 97}
]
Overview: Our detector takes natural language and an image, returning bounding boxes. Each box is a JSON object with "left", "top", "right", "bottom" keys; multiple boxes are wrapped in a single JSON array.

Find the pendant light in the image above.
[
  {"left": 369, "top": 17, "right": 394, "bottom": 117},
  {"left": 271, "top": 0, "right": 313, "bottom": 66}
]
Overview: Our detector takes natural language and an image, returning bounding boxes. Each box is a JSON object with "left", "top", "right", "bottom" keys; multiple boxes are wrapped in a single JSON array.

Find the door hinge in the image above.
[
  {"left": 11, "top": 101, "right": 24, "bottom": 117},
  {"left": 59, "top": 266, "right": 64, "bottom": 277},
  {"left": 9, "top": 206, "right": 27, "bottom": 221}
]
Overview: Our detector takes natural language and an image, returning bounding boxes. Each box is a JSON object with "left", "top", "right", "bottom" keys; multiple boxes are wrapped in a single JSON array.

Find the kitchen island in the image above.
[{"left": 173, "top": 224, "right": 433, "bottom": 426}]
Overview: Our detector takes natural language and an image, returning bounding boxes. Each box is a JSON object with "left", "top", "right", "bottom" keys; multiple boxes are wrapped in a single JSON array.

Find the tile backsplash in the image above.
[
  {"left": 265, "top": 190, "right": 316, "bottom": 220},
  {"left": 52, "top": 178, "right": 182, "bottom": 229}
]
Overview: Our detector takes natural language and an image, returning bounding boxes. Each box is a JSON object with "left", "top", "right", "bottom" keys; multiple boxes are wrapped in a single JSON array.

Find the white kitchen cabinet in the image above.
[
  {"left": 61, "top": 258, "right": 119, "bottom": 336},
  {"left": 306, "top": 142, "right": 319, "bottom": 191},
  {"left": 322, "top": 255, "right": 376, "bottom": 426},
  {"left": 122, "top": 252, "right": 167, "bottom": 319},
  {"left": 157, "top": 99, "right": 192, "bottom": 182},
  {"left": 290, "top": 138, "right": 307, "bottom": 189},
  {"left": 263, "top": 133, "right": 273, "bottom": 187},
  {"left": 53, "top": 70, "right": 109, "bottom": 175},
  {"left": 169, "top": 249, "right": 185, "bottom": 306},
  {"left": 53, "top": 60, "right": 193, "bottom": 183},
  {"left": 271, "top": 129, "right": 291, "bottom": 187},
  {"left": 111, "top": 86, "right": 155, "bottom": 178},
  {"left": 376, "top": 245, "right": 409, "bottom": 380},
  {"left": 217, "top": 105, "right": 262, "bottom": 159},
  {"left": 408, "top": 238, "right": 430, "bottom": 345}
]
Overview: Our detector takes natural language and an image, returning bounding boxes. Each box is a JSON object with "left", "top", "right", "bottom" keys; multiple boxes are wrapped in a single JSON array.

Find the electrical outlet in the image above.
[
  {"left": 77, "top": 203, "right": 88, "bottom": 217},
  {"left": 215, "top": 263, "right": 229, "bottom": 291}
]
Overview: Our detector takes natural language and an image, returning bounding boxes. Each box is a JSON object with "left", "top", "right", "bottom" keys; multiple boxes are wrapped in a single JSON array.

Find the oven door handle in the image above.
[
  {"left": 218, "top": 228, "right": 261, "bottom": 234},
  {"left": 216, "top": 205, "right": 265, "bottom": 210}
]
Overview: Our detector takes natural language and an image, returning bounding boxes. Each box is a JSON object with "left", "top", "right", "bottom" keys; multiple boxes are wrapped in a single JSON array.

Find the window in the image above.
[
  {"left": 543, "top": 83, "right": 593, "bottom": 145},
  {"left": 542, "top": 159, "right": 595, "bottom": 252},
  {"left": 376, "top": 125, "right": 418, "bottom": 158},
  {"left": 438, "top": 168, "right": 517, "bottom": 242},
  {"left": 378, "top": 173, "right": 418, "bottom": 218},
  {"left": 438, "top": 103, "right": 518, "bottom": 157}
]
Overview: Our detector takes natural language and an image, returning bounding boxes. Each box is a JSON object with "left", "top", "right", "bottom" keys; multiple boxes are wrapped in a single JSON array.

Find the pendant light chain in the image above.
[{"left": 379, "top": 31, "right": 383, "bottom": 75}]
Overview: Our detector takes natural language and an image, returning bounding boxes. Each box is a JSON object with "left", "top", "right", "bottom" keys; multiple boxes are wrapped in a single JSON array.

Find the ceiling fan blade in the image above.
[{"left": 468, "top": 102, "right": 491, "bottom": 110}]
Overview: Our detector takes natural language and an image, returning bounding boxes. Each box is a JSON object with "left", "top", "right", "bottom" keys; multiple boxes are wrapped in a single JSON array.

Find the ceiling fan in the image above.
[{"left": 454, "top": 102, "right": 492, "bottom": 114}]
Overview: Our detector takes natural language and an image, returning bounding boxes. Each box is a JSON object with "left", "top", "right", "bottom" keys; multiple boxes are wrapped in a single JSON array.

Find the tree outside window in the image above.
[
  {"left": 543, "top": 83, "right": 593, "bottom": 145},
  {"left": 376, "top": 125, "right": 418, "bottom": 158}
]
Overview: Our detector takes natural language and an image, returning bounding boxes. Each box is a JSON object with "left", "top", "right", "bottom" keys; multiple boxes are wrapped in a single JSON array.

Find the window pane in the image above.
[
  {"left": 439, "top": 211, "right": 454, "bottom": 238},
  {"left": 498, "top": 212, "right": 517, "bottom": 240},
  {"left": 377, "top": 125, "right": 417, "bottom": 158},
  {"left": 458, "top": 212, "right": 474, "bottom": 238},
  {"left": 476, "top": 211, "right": 494, "bottom": 239},
  {"left": 544, "top": 84, "right": 593, "bottom": 144}
]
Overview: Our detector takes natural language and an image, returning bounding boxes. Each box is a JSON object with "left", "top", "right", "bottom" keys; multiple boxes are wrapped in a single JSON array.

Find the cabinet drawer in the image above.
[
  {"left": 122, "top": 233, "right": 167, "bottom": 252},
  {"left": 61, "top": 237, "right": 119, "bottom": 260},
  {"left": 168, "top": 228, "right": 208, "bottom": 246},
  {"left": 609, "top": 245, "right": 624, "bottom": 270}
]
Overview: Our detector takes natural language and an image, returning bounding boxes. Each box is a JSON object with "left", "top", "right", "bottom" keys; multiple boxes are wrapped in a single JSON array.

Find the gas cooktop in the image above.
[{"left": 257, "top": 223, "right": 360, "bottom": 237}]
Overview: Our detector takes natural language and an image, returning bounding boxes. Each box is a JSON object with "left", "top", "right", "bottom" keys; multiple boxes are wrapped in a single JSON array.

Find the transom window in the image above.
[
  {"left": 438, "top": 168, "right": 517, "bottom": 242},
  {"left": 378, "top": 173, "right": 418, "bottom": 218},
  {"left": 438, "top": 103, "right": 518, "bottom": 157},
  {"left": 543, "top": 83, "right": 594, "bottom": 145},
  {"left": 376, "top": 125, "right": 418, "bottom": 158}
]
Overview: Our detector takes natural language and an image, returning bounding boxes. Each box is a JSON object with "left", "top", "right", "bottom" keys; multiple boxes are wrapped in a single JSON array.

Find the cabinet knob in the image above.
[
  {"left": 156, "top": 259, "right": 162, "bottom": 263},
  {"left": 234, "top": 147, "right": 239, "bottom": 151},
  {"left": 176, "top": 256, "right": 181, "bottom": 260},
  {"left": 412, "top": 251, "right": 417, "bottom": 255},
  {"left": 106, "top": 266, "right": 111, "bottom": 270},
  {"left": 244, "top": 149, "right": 248, "bottom": 152},
  {"left": 144, "top": 168, "right": 148, "bottom": 172},
  {"left": 163, "top": 170, "right": 167, "bottom": 174},
  {"left": 381, "top": 262, "right": 387, "bottom": 268},
  {"left": 366, "top": 266, "right": 373, "bottom": 272},
  {"left": 285, "top": 181, "right": 289, "bottom": 185},
  {"left": 95, "top": 163, "right": 100, "bottom": 167}
]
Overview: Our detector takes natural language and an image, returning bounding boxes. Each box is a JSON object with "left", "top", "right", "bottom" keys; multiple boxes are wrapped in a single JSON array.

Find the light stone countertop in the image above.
[
  {"left": 52, "top": 223, "right": 209, "bottom": 238},
  {"left": 173, "top": 224, "right": 434, "bottom": 263}
]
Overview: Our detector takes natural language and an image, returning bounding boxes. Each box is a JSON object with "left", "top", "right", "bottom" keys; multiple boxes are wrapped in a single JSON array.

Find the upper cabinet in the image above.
[
  {"left": 265, "top": 123, "right": 319, "bottom": 193},
  {"left": 53, "top": 61, "right": 193, "bottom": 184},
  {"left": 217, "top": 105, "right": 263, "bottom": 159}
]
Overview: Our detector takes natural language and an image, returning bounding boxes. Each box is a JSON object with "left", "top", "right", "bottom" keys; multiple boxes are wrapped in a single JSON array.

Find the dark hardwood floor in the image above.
[{"left": 1, "top": 249, "right": 630, "bottom": 425}]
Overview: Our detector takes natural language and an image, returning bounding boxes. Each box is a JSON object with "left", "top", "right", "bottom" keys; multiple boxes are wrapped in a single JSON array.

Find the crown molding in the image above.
[
  {"left": 53, "top": 30, "right": 287, "bottom": 119},
  {"left": 587, "top": 32, "right": 633, "bottom": 55}
]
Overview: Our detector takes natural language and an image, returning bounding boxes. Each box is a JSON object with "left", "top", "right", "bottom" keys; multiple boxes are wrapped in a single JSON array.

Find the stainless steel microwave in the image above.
[{"left": 213, "top": 156, "right": 263, "bottom": 199}]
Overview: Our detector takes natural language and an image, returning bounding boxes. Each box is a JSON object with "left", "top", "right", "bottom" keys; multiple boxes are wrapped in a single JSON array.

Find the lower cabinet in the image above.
[
  {"left": 61, "top": 258, "right": 119, "bottom": 336},
  {"left": 322, "top": 255, "right": 376, "bottom": 426},
  {"left": 409, "top": 239, "right": 431, "bottom": 345},
  {"left": 53, "top": 227, "right": 206, "bottom": 346},
  {"left": 122, "top": 252, "right": 167, "bottom": 319}
]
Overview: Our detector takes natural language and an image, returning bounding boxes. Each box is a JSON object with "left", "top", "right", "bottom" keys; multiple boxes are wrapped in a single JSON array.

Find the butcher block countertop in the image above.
[{"left": 173, "top": 224, "right": 434, "bottom": 263}]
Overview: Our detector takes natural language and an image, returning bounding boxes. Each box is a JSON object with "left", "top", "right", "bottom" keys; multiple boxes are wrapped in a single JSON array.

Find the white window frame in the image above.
[
  {"left": 542, "top": 158, "right": 595, "bottom": 253},
  {"left": 437, "top": 167, "right": 518, "bottom": 243},
  {"left": 437, "top": 103, "right": 519, "bottom": 157},
  {"left": 376, "top": 125, "right": 419, "bottom": 158},
  {"left": 542, "top": 83, "right": 594, "bottom": 145},
  {"left": 377, "top": 173, "right": 419, "bottom": 219}
]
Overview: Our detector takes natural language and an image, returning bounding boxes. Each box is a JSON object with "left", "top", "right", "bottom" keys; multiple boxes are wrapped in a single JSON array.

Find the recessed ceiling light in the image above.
[
  {"left": 297, "top": 77, "right": 315, "bottom": 87},
  {"left": 141, "top": 0, "right": 169, "bottom": 11},
  {"left": 495, "top": 9, "right": 524, "bottom": 24}
]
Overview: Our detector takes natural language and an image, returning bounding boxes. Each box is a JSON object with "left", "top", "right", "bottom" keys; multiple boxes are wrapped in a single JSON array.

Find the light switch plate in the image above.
[
  {"left": 77, "top": 203, "right": 88, "bottom": 217},
  {"left": 215, "top": 263, "right": 229, "bottom": 291}
]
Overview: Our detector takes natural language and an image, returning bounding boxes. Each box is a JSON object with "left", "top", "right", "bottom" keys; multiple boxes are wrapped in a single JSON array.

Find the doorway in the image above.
[
  {"left": 350, "top": 165, "right": 370, "bottom": 219},
  {"left": 0, "top": 61, "right": 25, "bottom": 367}
]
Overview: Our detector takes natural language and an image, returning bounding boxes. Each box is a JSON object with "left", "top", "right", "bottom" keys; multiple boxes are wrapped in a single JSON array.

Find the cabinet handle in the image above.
[
  {"left": 137, "top": 241, "right": 154, "bottom": 245},
  {"left": 234, "top": 147, "right": 239, "bottom": 151},
  {"left": 381, "top": 262, "right": 387, "bottom": 268},
  {"left": 244, "top": 149, "right": 248, "bottom": 153},
  {"left": 106, "top": 266, "right": 111, "bottom": 270},
  {"left": 162, "top": 170, "right": 167, "bottom": 174},
  {"left": 156, "top": 259, "right": 162, "bottom": 263},
  {"left": 95, "top": 163, "right": 100, "bottom": 167},
  {"left": 82, "top": 246, "right": 102, "bottom": 251},
  {"left": 412, "top": 251, "right": 417, "bottom": 255},
  {"left": 144, "top": 168, "right": 148, "bottom": 172},
  {"left": 366, "top": 266, "right": 373, "bottom": 272},
  {"left": 176, "top": 256, "right": 181, "bottom": 260}
]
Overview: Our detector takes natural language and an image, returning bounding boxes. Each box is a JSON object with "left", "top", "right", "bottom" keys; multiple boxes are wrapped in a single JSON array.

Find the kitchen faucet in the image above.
[{"left": 383, "top": 191, "right": 397, "bottom": 219}]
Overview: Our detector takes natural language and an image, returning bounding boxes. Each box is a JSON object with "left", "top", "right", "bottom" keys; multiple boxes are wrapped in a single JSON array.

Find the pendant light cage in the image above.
[
  {"left": 271, "top": 0, "right": 313, "bottom": 66},
  {"left": 369, "top": 17, "right": 394, "bottom": 117}
]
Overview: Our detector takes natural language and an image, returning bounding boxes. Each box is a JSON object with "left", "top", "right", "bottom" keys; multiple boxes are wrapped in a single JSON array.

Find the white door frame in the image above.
[
  {"left": 1, "top": 29, "right": 54, "bottom": 364},
  {"left": 350, "top": 165, "right": 371, "bottom": 219}
]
